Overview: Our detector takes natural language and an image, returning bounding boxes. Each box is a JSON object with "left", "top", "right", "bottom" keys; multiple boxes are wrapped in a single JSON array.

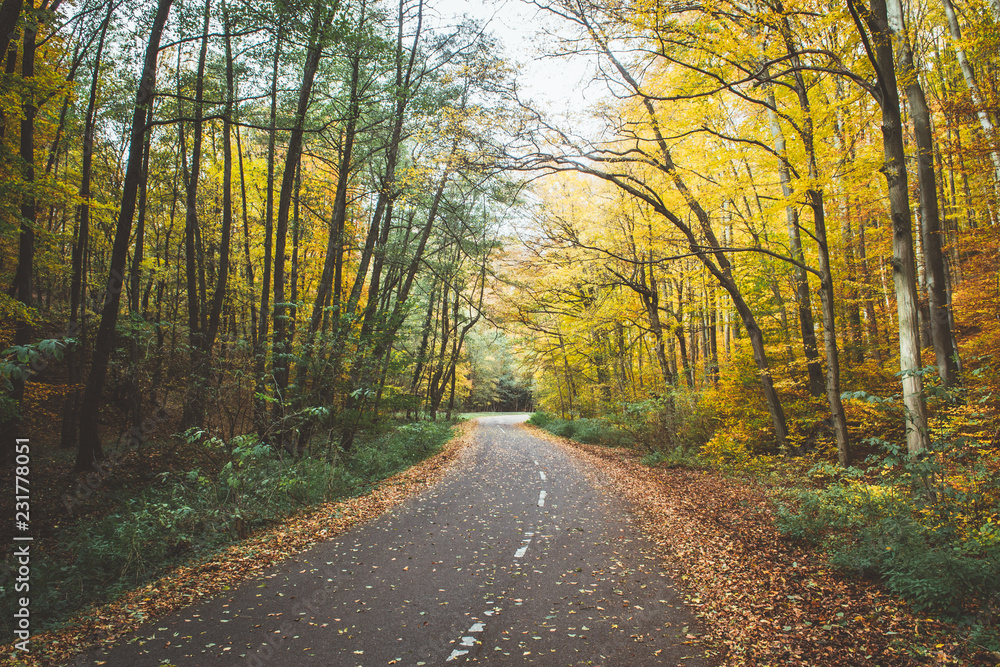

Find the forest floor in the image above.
[{"left": 528, "top": 426, "right": 1000, "bottom": 667}]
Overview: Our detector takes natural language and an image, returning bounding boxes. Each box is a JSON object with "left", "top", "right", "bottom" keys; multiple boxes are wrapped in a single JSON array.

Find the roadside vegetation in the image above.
[
  {"left": 0, "top": 420, "right": 454, "bottom": 638},
  {"left": 526, "top": 366, "right": 1000, "bottom": 661}
]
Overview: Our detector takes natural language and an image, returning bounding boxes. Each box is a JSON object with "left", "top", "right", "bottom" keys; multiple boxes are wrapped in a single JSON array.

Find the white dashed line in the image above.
[
  {"left": 445, "top": 617, "right": 490, "bottom": 661},
  {"left": 497, "top": 426, "right": 506, "bottom": 434},
  {"left": 533, "top": 460, "right": 538, "bottom": 466},
  {"left": 539, "top": 471, "right": 546, "bottom": 481},
  {"left": 538, "top": 490, "right": 546, "bottom": 507},
  {"left": 514, "top": 532, "right": 534, "bottom": 558}
]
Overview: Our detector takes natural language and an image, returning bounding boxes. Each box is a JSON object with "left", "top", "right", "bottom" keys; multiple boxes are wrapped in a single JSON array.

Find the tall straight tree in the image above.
[
  {"left": 76, "top": 0, "right": 174, "bottom": 471},
  {"left": 849, "top": 0, "right": 930, "bottom": 456},
  {"left": 253, "top": 24, "right": 282, "bottom": 437},
  {"left": 888, "top": 0, "right": 961, "bottom": 387},
  {"left": 180, "top": 0, "right": 212, "bottom": 427},
  {"left": 271, "top": 0, "right": 337, "bottom": 429}
]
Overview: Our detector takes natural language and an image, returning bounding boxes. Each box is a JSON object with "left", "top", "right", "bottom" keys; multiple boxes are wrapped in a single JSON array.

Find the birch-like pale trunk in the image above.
[{"left": 940, "top": 0, "right": 1000, "bottom": 184}]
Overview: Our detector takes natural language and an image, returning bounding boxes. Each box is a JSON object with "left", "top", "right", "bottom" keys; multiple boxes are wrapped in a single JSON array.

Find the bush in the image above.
[
  {"left": 527, "top": 411, "right": 552, "bottom": 427},
  {"left": 530, "top": 413, "right": 632, "bottom": 447},
  {"left": 776, "top": 431, "right": 1000, "bottom": 616}
]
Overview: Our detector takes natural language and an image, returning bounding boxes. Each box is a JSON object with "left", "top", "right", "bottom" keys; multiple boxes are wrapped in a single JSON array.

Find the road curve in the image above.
[{"left": 80, "top": 415, "right": 711, "bottom": 666}]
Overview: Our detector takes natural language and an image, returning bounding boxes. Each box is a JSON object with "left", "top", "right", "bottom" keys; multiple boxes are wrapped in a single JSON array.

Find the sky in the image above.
[{"left": 432, "top": 0, "right": 604, "bottom": 118}]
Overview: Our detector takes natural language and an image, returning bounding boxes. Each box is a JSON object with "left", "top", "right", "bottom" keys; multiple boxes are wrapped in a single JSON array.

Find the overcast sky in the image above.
[{"left": 433, "top": 0, "right": 603, "bottom": 117}]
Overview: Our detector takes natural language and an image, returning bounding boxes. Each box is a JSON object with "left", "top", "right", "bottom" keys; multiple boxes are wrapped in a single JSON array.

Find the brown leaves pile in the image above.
[
  {"left": 7, "top": 421, "right": 476, "bottom": 667},
  {"left": 530, "top": 426, "right": 984, "bottom": 667}
]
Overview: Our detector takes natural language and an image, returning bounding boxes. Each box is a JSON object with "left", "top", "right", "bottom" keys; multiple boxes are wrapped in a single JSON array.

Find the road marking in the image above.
[
  {"left": 538, "top": 490, "right": 546, "bottom": 507},
  {"left": 539, "top": 471, "right": 546, "bottom": 481},
  {"left": 445, "top": 618, "right": 491, "bottom": 661},
  {"left": 514, "top": 532, "right": 534, "bottom": 558},
  {"left": 533, "top": 460, "right": 538, "bottom": 466},
  {"left": 497, "top": 426, "right": 506, "bottom": 433}
]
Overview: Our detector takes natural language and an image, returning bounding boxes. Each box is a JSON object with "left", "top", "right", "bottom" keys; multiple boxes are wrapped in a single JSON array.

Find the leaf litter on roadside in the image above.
[{"left": 527, "top": 425, "right": 990, "bottom": 667}]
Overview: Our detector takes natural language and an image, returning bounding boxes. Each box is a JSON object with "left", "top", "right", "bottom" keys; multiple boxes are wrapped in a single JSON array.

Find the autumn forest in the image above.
[{"left": 2, "top": 0, "right": 999, "bottom": 661}]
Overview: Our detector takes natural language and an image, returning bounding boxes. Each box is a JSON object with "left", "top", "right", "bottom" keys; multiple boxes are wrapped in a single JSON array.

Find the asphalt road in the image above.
[{"left": 79, "top": 415, "right": 710, "bottom": 666}]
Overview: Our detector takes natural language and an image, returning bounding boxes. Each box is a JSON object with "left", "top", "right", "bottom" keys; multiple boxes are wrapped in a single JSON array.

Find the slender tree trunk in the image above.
[
  {"left": 856, "top": 0, "right": 930, "bottom": 456},
  {"left": 129, "top": 101, "right": 154, "bottom": 315},
  {"left": 641, "top": 261, "right": 673, "bottom": 386},
  {"left": 297, "top": 25, "right": 362, "bottom": 389},
  {"left": 272, "top": 1, "right": 334, "bottom": 427},
  {"left": 12, "top": 0, "right": 35, "bottom": 347},
  {"left": 254, "top": 28, "right": 282, "bottom": 437},
  {"left": 1, "top": 2, "right": 34, "bottom": 459},
  {"left": 0, "top": 0, "right": 23, "bottom": 61},
  {"left": 810, "top": 187, "right": 851, "bottom": 464},
  {"left": 180, "top": 0, "right": 211, "bottom": 427},
  {"left": 888, "top": 0, "right": 961, "bottom": 385},
  {"left": 939, "top": 0, "right": 1000, "bottom": 183},
  {"left": 765, "top": 101, "right": 823, "bottom": 393},
  {"left": 76, "top": 0, "right": 173, "bottom": 471},
  {"left": 205, "top": 0, "right": 235, "bottom": 351},
  {"left": 235, "top": 124, "right": 257, "bottom": 350}
]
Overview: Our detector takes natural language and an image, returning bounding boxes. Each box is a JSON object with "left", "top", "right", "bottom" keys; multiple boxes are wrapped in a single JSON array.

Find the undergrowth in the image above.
[
  {"left": 775, "top": 380, "right": 1000, "bottom": 653},
  {"left": 0, "top": 420, "right": 454, "bottom": 636},
  {"left": 527, "top": 411, "right": 632, "bottom": 447}
]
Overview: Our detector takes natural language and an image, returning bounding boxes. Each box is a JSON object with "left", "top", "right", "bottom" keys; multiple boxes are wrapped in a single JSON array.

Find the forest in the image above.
[{"left": 0, "top": 0, "right": 998, "bottom": 661}]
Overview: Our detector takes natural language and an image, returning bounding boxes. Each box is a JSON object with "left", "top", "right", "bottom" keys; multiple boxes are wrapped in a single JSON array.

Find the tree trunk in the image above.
[
  {"left": 889, "top": 0, "right": 961, "bottom": 386},
  {"left": 0, "top": 0, "right": 23, "bottom": 61},
  {"left": 235, "top": 124, "right": 257, "bottom": 350},
  {"left": 297, "top": 25, "right": 362, "bottom": 390},
  {"left": 939, "top": 0, "right": 1000, "bottom": 183},
  {"left": 856, "top": 0, "right": 930, "bottom": 456},
  {"left": 180, "top": 0, "right": 211, "bottom": 427},
  {"left": 76, "top": 0, "right": 173, "bottom": 472},
  {"left": 254, "top": 27, "right": 282, "bottom": 437},
  {"left": 205, "top": 0, "right": 235, "bottom": 354},
  {"left": 272, "top": 1, "right": 334, "bottom": 427},
  {"left": 765, "top": 100, "right": 823, "bottom": 394},
  {"left": 12, "top": 0, "right": 35, "bottom": 347}
]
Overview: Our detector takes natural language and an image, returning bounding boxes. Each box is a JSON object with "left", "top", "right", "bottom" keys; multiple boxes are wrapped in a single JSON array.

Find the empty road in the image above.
[{"left": 80, "top": 415, "right": 710, "bottom": 666}]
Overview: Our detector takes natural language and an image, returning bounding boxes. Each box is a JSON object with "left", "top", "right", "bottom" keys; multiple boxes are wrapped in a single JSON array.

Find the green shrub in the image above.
[
  {"left": 527, "top": 411, "right": 552, "bottom": 427},
  {"left": 531, "top": 414, "right": 632, "bottom": 448},
  {"left": 776, "top": 436, "right": 1000, "bottom": 615}
]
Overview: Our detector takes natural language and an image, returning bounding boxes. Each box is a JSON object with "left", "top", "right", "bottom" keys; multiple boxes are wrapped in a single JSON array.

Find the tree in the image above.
[
  {"left": 76, "top": 0, "right": 174, "bottom": 471},
  {"left": 848, "top": 0, "right": 930, "bottom": 456}
]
